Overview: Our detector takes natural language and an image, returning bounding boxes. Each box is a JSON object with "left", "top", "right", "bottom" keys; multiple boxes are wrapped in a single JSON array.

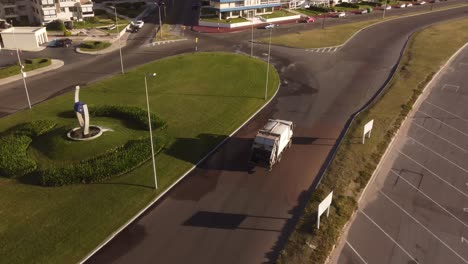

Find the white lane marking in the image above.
[
  {"left": 464, "top": 208, "right": 468, "bottom": 213},
  {"left": 345, "top": 241, "right": 368, "bottom": 264},
  {"left": 441, "top": 84, "right": 460, "bottom": 92},
  {"left": 410, "top": 122, "right": 468, "bottom": 153},
  {"left": 319, "top": 48, "right": 325, "bottom": 52},
  {"left": 389, "top": 169, "right": 468, "bottom": 228},
  {"left": 424, "top": 101, "right": 468, "bottom": 123},
  {"left": 463, "top": 237, "right": 468, "bottom": 244},
  {"left": 417, "top": 109, "right": 468, "bottom": 137},
  {"left": 326, "top": 47, "right": 332, "bottom": 52},
  {"left": 379, "top": 190, "right": 468, "bottom": 264},
  {"left": 407, "top": 135, "right": 468, "bottom": 174},
  {"left": 398, "top": 151, "right": 468, "bottom": 198},
  {"left": 360, "top": 211, "right": 419, "bottom": 263}
]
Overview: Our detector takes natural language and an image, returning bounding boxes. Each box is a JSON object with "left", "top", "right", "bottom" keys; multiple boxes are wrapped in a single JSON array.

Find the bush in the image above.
[
  {"left": 46, "top": 20, "right": 65, "bottom": 31},
  {"left": 37, "top": 136, "right": 167, "bottom": 186},
  {"left": 0, "top": 120, "right": 56, "bottom": 178},
  {"left": 335, "top": 2, "right": 359, "bottom": 8},
  {"left": 63, "top": 30, "right": 72, "bottom": 36},
  {"left": 25, "top": 58, "right": 49, "bottom": 65},
  {"left": 80, "top": 41, "right": 111, "bottom": 51},
  {"left": 89, "top": 105, "right": 167, "bottom": 130},
  {"left": 307, "top": 6, "right": 331, "bottom": 12}
]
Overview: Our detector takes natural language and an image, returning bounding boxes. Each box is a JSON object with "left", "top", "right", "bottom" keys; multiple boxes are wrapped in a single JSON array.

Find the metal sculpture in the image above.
[{"left": 74, "top": 86, "right": 90, "bottom": 136}]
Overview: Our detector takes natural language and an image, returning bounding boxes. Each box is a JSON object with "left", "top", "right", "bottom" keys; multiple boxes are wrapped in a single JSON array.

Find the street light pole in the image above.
[
  {"left": 265, "top": 27, "right": 272, "bottom": 100},
  {"left": 382, "top": 0, "right": 388, "bottom": 19},
  {"left": 144, "top": 73, "right": 158, "bottom": 189},
  {"left": 158, "top": 4, "right": 163, "bottom": 39},
  {"left": 111, "top": 6, "right": 124, "bottom": 74},
  {"left": 11, "top": 20, "right": 32, "bottom": 109},
  {"left": 251, "top": 10, "right": 254, "bottom": 57}
]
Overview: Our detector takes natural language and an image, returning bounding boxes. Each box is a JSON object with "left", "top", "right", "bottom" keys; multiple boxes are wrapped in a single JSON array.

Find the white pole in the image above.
[
  {"left": 145, "top": 74, "right": 158, "bottom": 189},
  {"left": 113, "top": 7, "right": 124, "bottom": 74},
  {"left": 158, "top": 5, "right": 163, "bottom": 39},
  {"left": 11, "top": 21, "right": 32, "bottom": 109},
  {"left": 383, "top": 0, "right": 388, "bottom": 19},
  {"left": 251, "top": 10, "right": 254, "bottom": 57},
  {"left": 265, "top": 27, "right": 272, "bottom": 100}
]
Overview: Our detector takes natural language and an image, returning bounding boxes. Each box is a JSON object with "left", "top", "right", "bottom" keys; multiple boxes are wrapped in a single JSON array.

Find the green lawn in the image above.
[
  {"left": 277, "top": 17, "right": 468, "bottom": 264},
  {"left": 261, "top": 10, "right": 295, "bottom": 19},
  {"left": 264, "top": 19, "right": 379, "bottom": 48},
  {"left": 296, "top": 8, "right": 323, "bottom": 17},
  {"left": 73, "top": 14, "right": 128, "bottom": 29},
  {"left": 0, "top": 58, "right": 51, "bottom": 79},
  {"left": 0, "top": 52, "right": 280, "bottom": 264},
  {"left": 80, "top": 41, "right": 112, "bottom": 51},
  {"left": 153, "top": 24, "right": 183, "bottom": 41}
]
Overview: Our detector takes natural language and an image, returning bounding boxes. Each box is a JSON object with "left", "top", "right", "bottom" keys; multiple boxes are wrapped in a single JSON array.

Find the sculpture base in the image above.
[{"left": 67, "top": 126, "right": 103, "bottom": 141}]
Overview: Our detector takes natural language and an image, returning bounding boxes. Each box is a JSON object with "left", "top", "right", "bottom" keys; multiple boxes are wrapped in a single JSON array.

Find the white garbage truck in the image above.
[{"left": 249, "top": 119, "right": 294, "bottom": 169}]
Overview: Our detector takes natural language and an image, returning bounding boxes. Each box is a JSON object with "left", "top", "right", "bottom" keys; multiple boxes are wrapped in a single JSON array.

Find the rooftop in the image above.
[{"left": 0, "top": 27, "right": 45, "bottom": 34}]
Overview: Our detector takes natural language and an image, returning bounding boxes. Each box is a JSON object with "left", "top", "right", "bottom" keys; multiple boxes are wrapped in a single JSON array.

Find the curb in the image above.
[
  {"left": 0, "top": 59, "right": 64, "bottom": 86},
  {"left": 78, "top": 58, "right": 282, "bottom": 264},
  {"left": 147, "top": 38, "right": 188, "bottom": 47}
]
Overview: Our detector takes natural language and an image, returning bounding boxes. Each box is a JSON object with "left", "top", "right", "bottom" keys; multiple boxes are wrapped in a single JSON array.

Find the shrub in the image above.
[
  {"left": 63, "top": 30, "right": 72, "bottom": 36},
  {"left": 335, "top": 2, "right": 359, "bottom": 8},
  {"left": 80, "top": 41, "right": 111, "bottom": 51},
  {"left": 89, "top": 105, "right": 167, "bottom": 130},
  {"left": 307, "top": 6, "right": 331, "bottom": 12},
  {"left": 0, "top": 120, "right": 56, "bottom": 178},
  {"left": 46, "top": 20, "right": 66, "bottom": 31},
  {"left": 37, "top": 135, "right": 168, "bottom": 186}
]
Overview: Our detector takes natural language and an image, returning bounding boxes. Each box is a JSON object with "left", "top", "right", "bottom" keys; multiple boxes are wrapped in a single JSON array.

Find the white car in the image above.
[
  {"left": 398, "top": 3, "right": 406, "bottom": 7},
  {"left": 416, "top": 1, "right": 426, "bottom": 4},
  {"left": 132, "top": 20, "right": 145, "bottom": 28},
  {"left": 337, "top": 12, "right": 346, "bottom": 18},
  {"left": 406, "top": 3, "right": 413, "bottom": 6}
]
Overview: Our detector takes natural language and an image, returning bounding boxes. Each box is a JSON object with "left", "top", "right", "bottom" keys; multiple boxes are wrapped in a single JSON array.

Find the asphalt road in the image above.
[
  {"left": 333, "top": 44, "right": 468, "bottom": 264},
  {"left": 82, "top": 5, "right": 468, "bottom": 264}
]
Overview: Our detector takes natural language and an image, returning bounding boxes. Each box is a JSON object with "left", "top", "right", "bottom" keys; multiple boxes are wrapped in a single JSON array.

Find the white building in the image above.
[
  {"left": 209, "top": 0, "right": 282, "bottom": 19},
  {"left": 0, "top": 0, "right": 94, "bottom": 26},
  {"left": 0, "top": 26, "right": 48, "bottom": 50}
]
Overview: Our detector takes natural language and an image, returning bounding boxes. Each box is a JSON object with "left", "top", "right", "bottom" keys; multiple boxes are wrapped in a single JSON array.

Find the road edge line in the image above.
[{"left": 78, "top": 61, "right": 282, "bottom": 264}]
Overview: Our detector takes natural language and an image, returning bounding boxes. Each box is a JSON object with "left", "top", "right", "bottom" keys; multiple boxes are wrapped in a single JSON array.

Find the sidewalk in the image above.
[{"left": 0, "top": 59, "right": 64, "bottom": 86}]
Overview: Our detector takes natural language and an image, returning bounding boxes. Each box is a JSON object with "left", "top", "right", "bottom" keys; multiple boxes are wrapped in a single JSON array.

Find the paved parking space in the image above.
[{"left": 332, "top": 44, "right": 468, "bottom": 264}]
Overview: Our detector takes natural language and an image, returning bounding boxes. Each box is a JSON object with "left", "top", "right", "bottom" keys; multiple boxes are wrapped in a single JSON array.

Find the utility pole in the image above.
[
  {"left": 383, "top": 0, "right": 388, "bottom": 19},
  {"left": 265, "top": 27, "right": 272, "bottom": 100},
  {"left": 158, "top": 4, "right": 163, "bottom": 39},
  {"left": 111, "top": 6, "right": 124, "bottom": 74},
  {"left": 144, "top": 73, "right": 158, "bottom": 189},
  {"left": 251, "top": 10, "right": 254, "bottom": 57}
]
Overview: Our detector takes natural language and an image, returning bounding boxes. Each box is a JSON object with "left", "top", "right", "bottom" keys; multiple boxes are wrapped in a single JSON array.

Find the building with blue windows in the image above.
[{"left": 209, "top": 0, "right": 281, "bottom": 19}]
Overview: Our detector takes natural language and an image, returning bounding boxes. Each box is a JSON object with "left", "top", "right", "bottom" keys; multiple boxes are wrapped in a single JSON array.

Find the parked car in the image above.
[
  {"left": 415, "top": 1, "right": 427, "bottom": 4},
  {"left": 406, "top": 3, "right": 413, "bottom": 6},
  {"left": 131, "top": 20, "right": 144, "bottom": 28},
  {"left": 353, "top": 9, "right": 368, "bottom": 14},
  {"left": 299, "top": 16, "right": 316, "bottom": 23},
  {"left": 332, "top": 12, "right": 346, "bottom": 18},
  {"left": 395, "top": 3, "right": 406, "bottom": 8},
  {"left": 129, "top": 25, "right": 139, "bottom": 33},
  {"left": 263, "top": 23, "right": 279, "bottom": 29},
  {"left": 47, "top": 38, "right": 72, "bottom": 48}
]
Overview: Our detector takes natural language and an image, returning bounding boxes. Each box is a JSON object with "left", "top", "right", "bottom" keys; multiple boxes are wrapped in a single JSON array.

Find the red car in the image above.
[{"left": 300, "top": 16, "right": 316, "bottom": 23}]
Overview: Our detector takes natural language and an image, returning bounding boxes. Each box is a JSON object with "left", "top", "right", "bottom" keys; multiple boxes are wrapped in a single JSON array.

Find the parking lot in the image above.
[{"left": 333, "top": 44, "right": 468, "bottom": 263}]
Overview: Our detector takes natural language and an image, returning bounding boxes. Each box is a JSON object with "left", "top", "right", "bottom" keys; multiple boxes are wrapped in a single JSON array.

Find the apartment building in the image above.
[
  {"left": 0, "top": 0, "right": 94, "bottom": 26},
  {"left": 209, "top": 0, "right": 282, "bottom": 19}
]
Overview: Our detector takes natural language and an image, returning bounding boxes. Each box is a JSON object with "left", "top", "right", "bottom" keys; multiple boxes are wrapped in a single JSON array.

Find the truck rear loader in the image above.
[{"left": 249, "top": 119, "right": 294, "bottom": 169}]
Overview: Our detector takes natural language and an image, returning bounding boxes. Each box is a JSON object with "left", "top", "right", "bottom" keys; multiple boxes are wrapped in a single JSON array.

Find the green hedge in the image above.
[
  {"left": 0, "top": 120, "right": 56, "bottom": 178},
  {"left": 46, "top": 20, "right": 66, "bottom": 31},
  {"left": 89, "top": 105, "right": 167, "bottom": 130},
  {"left": 335, "top": 2, "right": 359, "bottom": 8},
  {"left": 37, "top": 136, "right": 167, "bottom": 186},
  {"left": 80, "top": 41, "right": 111, "bottom": 51}
]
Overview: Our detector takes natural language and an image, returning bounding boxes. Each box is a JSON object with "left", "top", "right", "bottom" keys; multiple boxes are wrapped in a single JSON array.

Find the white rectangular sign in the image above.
[
  {"left": 317, "top": 191, "right": 333, "bottom": 229},
  {"left": 363, "top": 119, "right": 374, "bottom": 144}
]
